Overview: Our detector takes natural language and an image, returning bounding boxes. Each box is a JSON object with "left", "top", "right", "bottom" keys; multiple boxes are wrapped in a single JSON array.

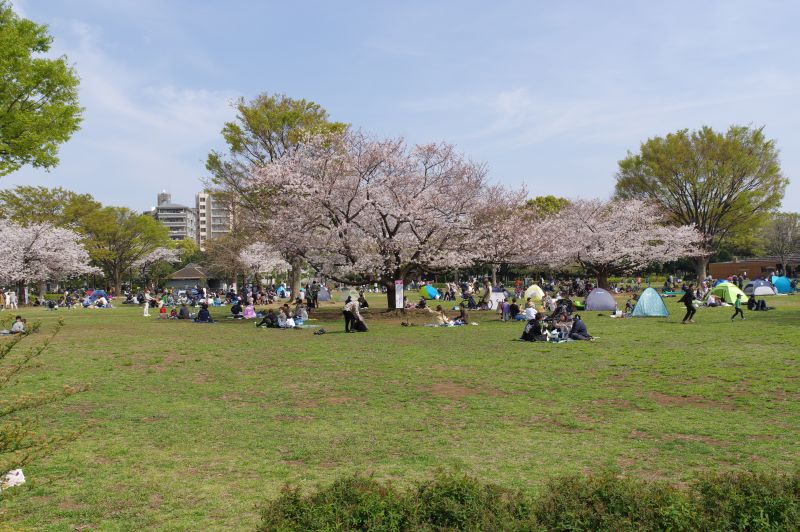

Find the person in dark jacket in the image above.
[
  {"left": 178, "top": 303, "right": 191, "bottom": 319},
  {"left": 520, "top": 312, "right": 545, "bottom": 341},
  {"left": 195, "top": 304, "right": 213, "bottom": 323},
  {"left": 569, "top": 315, "right": 591, "bottom": 340},
  {"left": 680, "top": 284, "right": 696, "bottom": 324}
]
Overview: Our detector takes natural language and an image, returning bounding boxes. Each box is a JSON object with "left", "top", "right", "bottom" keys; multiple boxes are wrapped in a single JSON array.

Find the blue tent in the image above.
[
  {"left": 771, "top": 275, "right": 792, "bottom": 294},
  {"left": 713, "top": 279, "right": 728, "bottom": 286},
  {"left": 420, "top": 285, "right": 439, "bottom": 300},
  {"left": 631, "top": 287, "right": 669, "bottom": 317},
  {"left": 87, "top": 290, "right": 108, "bottom": 302}
]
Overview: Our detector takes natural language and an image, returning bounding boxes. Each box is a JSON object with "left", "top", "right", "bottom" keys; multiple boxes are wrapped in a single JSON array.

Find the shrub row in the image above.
[{"left": 259, "top": 471, "right": 800, "bottom": 531}]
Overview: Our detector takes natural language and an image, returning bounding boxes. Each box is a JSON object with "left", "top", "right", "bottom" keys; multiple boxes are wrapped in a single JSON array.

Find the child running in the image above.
[{"left": 731, "top": 293, "right": 745, "bottom": 321}]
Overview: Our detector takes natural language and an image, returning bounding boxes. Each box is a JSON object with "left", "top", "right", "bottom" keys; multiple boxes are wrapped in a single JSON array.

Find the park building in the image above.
[
  {"left": 196, "top": 190, "right": 234, "bottom": 250},
  {"left": 151, "top": 191, "right": 198, "bottom": 242}
]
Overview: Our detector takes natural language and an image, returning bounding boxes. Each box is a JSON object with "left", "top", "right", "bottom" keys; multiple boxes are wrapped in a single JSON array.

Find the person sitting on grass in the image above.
[
  {"left": 277, "top": 305, "right": 296, "bottom": 328},
  {"left": 569, "top": 314, "right": 591, "bottom": 340},
  {"left": 509, "top": 298, "right": 524, "bottom": 320},
  {"left": 243, "top": 303, "right": 257, "bottom": 319},
  {"left": 194, "top": 304, "right": 213, "bottom": 323},
  {"left": 520, "top": 312, "right": 545, "bottom": 342},
  {"left": 169, "top": 308, "right": 178, "bottom": 319},
  {"left": 231, "top": 300, "right": 243, "bottom": 318},
  {"left": 293, "top": 299, "right": 308, "bottom": 321},
  {"left": 178, "top": 303, "right": 191, "bottom": 319},
  {"left": 554, "top": 313, "right": 573, "bottom": 340},
  {"left": 427, "top": 305, "right": 451, "bottom": 326},
  {"left": 416, "top": 297, "right": 427, "bottom": 309},
  {"left": 453, "top": 307, "right": 470, "bottom": 326},
  {"left": 158, "top": 304, "right": 167, "bottom": 319},
  {"left": 707, "top": 293, "right": 721, "bottom": 307},
  {"left": 257, "top": 309, "right": 278, "bottom": 328},
  {"left": 10, "top": 315, "right": 25, "bottom": 334}
]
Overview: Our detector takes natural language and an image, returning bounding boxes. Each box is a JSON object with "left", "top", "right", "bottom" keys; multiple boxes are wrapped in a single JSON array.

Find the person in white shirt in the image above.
[
  {"left": 10, "top": 316, "right": 25, "bottom": 334},
  {"left": 342, "top": 297, "right": 362, "bottom": 332}
]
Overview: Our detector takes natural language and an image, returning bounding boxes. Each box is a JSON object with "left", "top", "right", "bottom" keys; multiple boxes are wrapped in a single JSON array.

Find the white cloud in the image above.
[{"left": 7, "top": 16, "right": 237, "bottom": 209}]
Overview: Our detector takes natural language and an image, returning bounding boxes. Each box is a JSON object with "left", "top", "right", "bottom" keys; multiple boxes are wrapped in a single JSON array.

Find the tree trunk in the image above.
[
  {"left": 596, "top": 273, "right": 610, "bottom": 290},
  {"left": 693, "top": 256, "right": 708, "bottom": 280},
  {"left": 289, "top": 257, "right": 302, "bottom": 300},
  {"left": 491, "top": 265, "right": 498, "bottom": 286},
  {"left": 385, "top": 281, "right": 401, "bottom": 310},
  {"left": 39, "top": 281, "right": 47, "bottom": 301},
  {"left": 114, "top": 269, "right": 122, "bottom": 299}
]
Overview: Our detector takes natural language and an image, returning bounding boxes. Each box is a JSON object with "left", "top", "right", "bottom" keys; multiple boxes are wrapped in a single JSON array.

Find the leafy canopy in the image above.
[
  {"left": 616, "top": 125, "right": 787, "bottom": 251},
  {"left": 0, "top": 1, "right": 82, "bottom": 176},
  {"left": 0, "top": 185, "right": 99, "bottom": 228}
]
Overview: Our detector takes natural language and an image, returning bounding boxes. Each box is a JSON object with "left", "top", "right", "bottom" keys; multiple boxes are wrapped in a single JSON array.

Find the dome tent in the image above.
[
  {"left": 711, "top": 282, "right": 749, "bottom": 304},
  {"left": 771, "top": 275, "right": 792, "bottom": 294},
  {"left": 420, "top": 285, "right": 439, "bottom": 300},
  {"left": 316, "top": 286, "right": 331, "bottom": 301},
  {"left": 631, "top": 287, "right": 669, "bottom": 317},
  {"left": 744, "top": 279, "right": 776, "bottom": 296},
  {"left": 585, "top": 288, "right": 616, "bottom": 311},
  {"left": 524, "top": 284, "right": 545, "bottom": 300}
]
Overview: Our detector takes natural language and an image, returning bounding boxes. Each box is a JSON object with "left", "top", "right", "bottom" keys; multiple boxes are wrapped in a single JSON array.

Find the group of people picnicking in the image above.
[{"left": 2, "top": 272, "right": 794, "bottom": 340}]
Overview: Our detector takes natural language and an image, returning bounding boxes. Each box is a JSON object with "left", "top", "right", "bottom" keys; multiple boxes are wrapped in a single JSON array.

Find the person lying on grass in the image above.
[{"left": 257, "top": 309, "right": 278, "bottom": 328}]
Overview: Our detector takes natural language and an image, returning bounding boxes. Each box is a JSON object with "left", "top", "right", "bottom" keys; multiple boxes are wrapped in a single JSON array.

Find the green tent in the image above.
[
  {"left": 631, "top": 287, "right": 669, "bottom": 317},
  {"left": 710, "top": 282, "right": 749, "bottom": 304}
]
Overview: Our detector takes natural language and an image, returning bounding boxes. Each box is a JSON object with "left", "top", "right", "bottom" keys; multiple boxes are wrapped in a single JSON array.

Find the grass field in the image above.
[{"left": 0, "top": 293, "right": 798, "bottom": 530}]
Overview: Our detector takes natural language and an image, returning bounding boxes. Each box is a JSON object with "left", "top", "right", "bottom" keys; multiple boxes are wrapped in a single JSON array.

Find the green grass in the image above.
[{"left": 0, "top": 293, "right": 798, "bottom": 530}]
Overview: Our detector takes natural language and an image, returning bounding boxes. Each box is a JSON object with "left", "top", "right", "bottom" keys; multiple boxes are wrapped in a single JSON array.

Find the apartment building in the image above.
[
  {"left": 152, "top": 191, "right": 197, "bottom": 241},
  {"left": 196, "top": 191, "right": 233, "bottom": 249}
]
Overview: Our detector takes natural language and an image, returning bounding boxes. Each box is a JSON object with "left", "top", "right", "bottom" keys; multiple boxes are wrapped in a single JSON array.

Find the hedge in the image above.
[{"left": 259, "top": 471, "right": 800, "bottom": 531}]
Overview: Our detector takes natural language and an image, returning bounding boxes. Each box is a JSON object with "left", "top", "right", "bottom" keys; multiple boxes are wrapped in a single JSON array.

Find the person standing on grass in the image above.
[
  {"left": 681, "top": 283, "right": 696, "bottom": 324},
  {"left": 143, "top": 289, "right": 151, "bottom": 317},
  {"left": 732, "top": 293, "right": 745, "bottom": 321},
  {"left": 342, "top": 296, "right": 358, "bottom": 333}
]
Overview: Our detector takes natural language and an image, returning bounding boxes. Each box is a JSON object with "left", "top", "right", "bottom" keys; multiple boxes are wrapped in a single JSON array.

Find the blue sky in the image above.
[{"left": 8, "top": 0, "right": 800, "bottom": 211}]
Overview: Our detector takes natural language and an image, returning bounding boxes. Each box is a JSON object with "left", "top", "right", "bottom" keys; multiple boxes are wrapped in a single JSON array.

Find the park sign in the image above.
[{"left": 395, "top": 280, "right": 404, "bottom": 309}]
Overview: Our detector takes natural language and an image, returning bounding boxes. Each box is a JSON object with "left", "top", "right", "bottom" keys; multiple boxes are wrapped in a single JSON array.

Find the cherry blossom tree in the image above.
[
  {"left": 0, "top": 220, "right": 98, "bottom": 302},
  {"left": 239, "top": 242, "right": 290, "bottom": 283},
  {"left": 132, "top": 247, "right": 181, "bottom": 289},
  {"left": 538, "top": 199, "right": 705, "bottom": 289},
  {"left": 250, "top": 131, "right": 490, "bottom": 308}
]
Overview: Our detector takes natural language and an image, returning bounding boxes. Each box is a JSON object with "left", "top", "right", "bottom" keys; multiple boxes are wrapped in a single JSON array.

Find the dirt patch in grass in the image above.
[
  {"left": 324, "top": 396, "right": 358, "bottom": 405},
  {"left": 591, "top": 398, "right": 644, "bottom": 411},
  {"left": 149, "top": 493, "right": 163, "bottom": 510},
  {"left": 425, "top": 381, "right": 507, "bottom": 399},
  {"left": 58, "top": 498, "right": 89, "bottom": 512},
  {"left": 274, "top": 414, "right": 314, "bottom": 422},
  {"left": 648, "top": 392, "right": 734, "bottom": 410},
  {"left": 664, "top": 433, "right": 728, "bottom": 446}
]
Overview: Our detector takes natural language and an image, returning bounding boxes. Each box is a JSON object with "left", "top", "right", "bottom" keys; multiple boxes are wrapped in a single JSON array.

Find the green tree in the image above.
[
  {"left": 526, "top": 195, "right": 570, "bottom": 216},
  {"left": 616, "top": 125, "right": 787, "bottom": 278},
  {"left": 206, "top": 92, "right": 347, "bottom": 295},
  {"left": 0, "top": 2, "right": 82, "bottom": 176},
  {"left": 82, "top": 207, "right": 169, "bottom": 295},
  {"left": 760, "top": 212, "right": 800, "bottom": 274},
  {"left": 175, "top": 237, "right": 202, "bottom": 265},
  {"left": 203, "top": 232, "right": 247, "bottom": 288},
  {"left": 0, "top": 185, "right": 99, "bottom": 228}
]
